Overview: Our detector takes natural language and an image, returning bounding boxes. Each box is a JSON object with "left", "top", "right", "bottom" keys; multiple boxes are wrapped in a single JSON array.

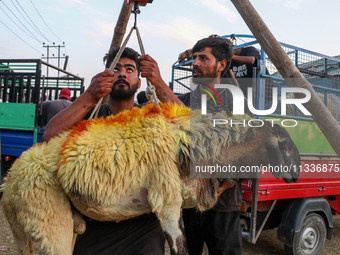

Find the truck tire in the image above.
[{"left": 284, "top": 213, "right": 326, "bottom": 255}]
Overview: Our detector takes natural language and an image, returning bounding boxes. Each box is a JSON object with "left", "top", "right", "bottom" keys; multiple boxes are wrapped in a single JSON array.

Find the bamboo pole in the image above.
[
  {"left": 230, "top": 0, "right": 340, "bottom": 157},
  {"left": 103, "top": 1, "right": 133, "bottom": 104},
  {"left": 109, "top": 1, "right": 133, "bottom": 50}
]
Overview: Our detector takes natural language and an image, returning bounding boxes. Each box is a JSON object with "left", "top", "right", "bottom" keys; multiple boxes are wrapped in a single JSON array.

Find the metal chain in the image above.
[{"left": 90, "top": 2, "right": 159, "bottom": 119}]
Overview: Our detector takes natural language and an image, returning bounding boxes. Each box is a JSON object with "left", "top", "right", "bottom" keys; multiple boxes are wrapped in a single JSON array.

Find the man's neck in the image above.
[{"left": 108, "top": 97, "right": 135, "bottom": 115}]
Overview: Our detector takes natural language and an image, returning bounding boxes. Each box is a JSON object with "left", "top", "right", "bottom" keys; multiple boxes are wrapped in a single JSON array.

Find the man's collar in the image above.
[{"left": 192, "top": 84, "right": 227, "bottom": 99}]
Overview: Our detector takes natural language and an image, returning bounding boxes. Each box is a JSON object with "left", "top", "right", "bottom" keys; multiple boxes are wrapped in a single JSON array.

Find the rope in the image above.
[
  {"left": 89, "top": 26, "right": 135, "bottom": 120},
  {"left": 89, "top": 3, "right": 159, "bottom": 119},
  {"left": 135, "top": 26, "right": 159, "bottom": 107}
]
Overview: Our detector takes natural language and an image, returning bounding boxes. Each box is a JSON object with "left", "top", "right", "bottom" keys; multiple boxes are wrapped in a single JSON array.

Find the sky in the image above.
[{"left": 1, "top": 0, "right": 339, "bottom": 93}]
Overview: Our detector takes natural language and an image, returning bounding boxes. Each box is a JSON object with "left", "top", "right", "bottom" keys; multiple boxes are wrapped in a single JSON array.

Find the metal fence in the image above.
[
  {"left": 171, "top": 34, "right": 340, "bottom": 121},
  {"left": 0, "top": 59, "right": 84, "bottom": 104}
]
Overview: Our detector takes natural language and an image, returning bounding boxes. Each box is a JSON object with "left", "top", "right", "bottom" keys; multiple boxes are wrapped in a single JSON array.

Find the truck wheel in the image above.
[{"left": 284, "top": 213, "right": 326, "bottom": 255}]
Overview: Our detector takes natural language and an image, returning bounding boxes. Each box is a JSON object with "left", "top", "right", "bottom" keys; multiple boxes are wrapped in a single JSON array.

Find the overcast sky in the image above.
[{"left": 1, "top": 0, "right": 339, "bottom": 92}]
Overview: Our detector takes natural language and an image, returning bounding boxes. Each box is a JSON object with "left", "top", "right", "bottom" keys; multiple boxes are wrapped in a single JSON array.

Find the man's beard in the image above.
[
  {"left": 110, "top": 79, "right": 138, "bottom": 100},
  {"left": 192, "top": 65, "right": 218, "bottom": 85}
]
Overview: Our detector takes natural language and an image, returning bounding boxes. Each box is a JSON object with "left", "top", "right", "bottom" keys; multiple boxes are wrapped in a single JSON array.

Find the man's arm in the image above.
[
  {"left": 139, "top": 55, "right": 184, "bottom": 106},
  {"left": 42, "top": 69, "right": 115, "bottom": 142},
  {"left": 178, "top": 49, "right": 192, "bottom": 64},
  {"left": 232, "top": 47, "right": 260, "bottom": 65},
  {"left": 217, "top": 180, "right": 235, "bottom": 198},
  {"left": 231, "top": 55, "right": 256, "bottom": 65}
]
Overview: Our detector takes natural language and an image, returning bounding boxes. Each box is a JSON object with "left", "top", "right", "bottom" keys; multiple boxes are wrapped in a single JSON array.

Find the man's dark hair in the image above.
[
  {"left": 137, "top": 91, "right": 149, "bottom": 104},
  {"left": 192, "top": 36, "right": 233, "bottom": 76},
  {"left": 103, "top": 47, "right": 141, "bottom": 75}
]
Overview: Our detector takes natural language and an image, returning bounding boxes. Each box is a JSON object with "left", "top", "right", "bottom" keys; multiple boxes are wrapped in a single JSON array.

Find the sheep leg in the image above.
[
  {"left": 148, "top": 182, "right": 188, "bottom": 254},
  {"left": 28, "top": 241, "right": 34, "bottom": 255},
  {"left": 19, "top": 239, "right": 35, "bottom": 255},
  {"left": 71, "top": 233, "right": 78, "bottom": 253},
  {"left": 157, "top": 207, "right": 188, "bottom": 255}
]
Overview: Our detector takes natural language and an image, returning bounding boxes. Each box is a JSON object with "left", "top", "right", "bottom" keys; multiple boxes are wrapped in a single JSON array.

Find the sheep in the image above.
[{"left": 1, "top": 103, "right": 300, "bottom": 255}]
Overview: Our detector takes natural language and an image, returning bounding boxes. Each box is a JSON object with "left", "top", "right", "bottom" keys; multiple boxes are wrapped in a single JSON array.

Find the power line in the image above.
[
  {"left": 30, "top": 0, "right": 64, "bottom": 43},
  {"left": 11, "top": 0, "right": 53, "bottom": 44},
  {"left": 0, "top": 5, "right": 42, "bottom": 43},
  {"left": 10, "top": 0, "right": 40, "bottom": 34},
  {"left": 1, "top": 0, "right": 43, "bottom": 43},
  {"left": 0, "top": 20, "right": 43, "bottom": 55}
]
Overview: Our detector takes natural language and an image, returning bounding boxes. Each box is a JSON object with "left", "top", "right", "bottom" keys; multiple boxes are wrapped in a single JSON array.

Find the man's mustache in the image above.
[
  {"left": 113, "top": 79, "right": 130, "bottom": 87},
  {"left": 192, "top": 67, "right": 202, "bottom": 74}
]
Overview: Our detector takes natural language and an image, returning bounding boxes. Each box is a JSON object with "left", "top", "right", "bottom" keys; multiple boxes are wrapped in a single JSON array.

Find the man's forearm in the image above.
[
  {"left": 42, "top": 92, "right": 96, "bottom": 142},
  {"left": 154, "top": 80, "right": 185, "bottom": 106},
  {"left": 232, "top": 55, "right": 256, "bottom": 65}
]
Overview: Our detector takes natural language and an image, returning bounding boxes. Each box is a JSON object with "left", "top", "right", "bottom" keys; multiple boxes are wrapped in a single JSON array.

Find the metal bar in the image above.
[
  {"left": 0, "top": 76, "right": 3, "bottom": 100},
  {"left": 260, "top": 74, "right": 340, "bottom": 94},
  {"left": 0, "top": 68, "right": 36, "bottom": 71},
  {"left": 9, "top": 76, "right": 16, "bottom": 102},
  {"left": 170, "top": 64, "right": 175, "bottom": 91},
  {"left": 63, "top": 55, "right": 69, "bottom": 71},
  {"left": 278, "top": 42, "right": 340, "bottom": 63},
  {"left": 297, "top": 67, "right": 340, "bottom": 81},
  {"left": 174, "top": 80, "right": 192, "bottom": 91},
  {"left": 269, "top": 113, "right": 340, "bottom": 123},
  {"left": 0, "top": 59, "right": 42, "bottom": 63},
  {"left": 222, "top": 34, "right": 256, "bottom": 39},
  {"left": 40, "top": 61, "right": 84, "bottom": 80},
  {"left": 254, "top": 200, "right": 277, "bottom": 243},
  {"left": 34, "top": 61, "right": 42, "bottom": 105},
  {"left": 300, "top": 153, "right": 338, "bottom": 157},
  {"left": 18, "top": 75, "right": 23, "bottom": 103},
  {"left": 25, "top": 76, "right": 32, "bottom": 103},
  {"left": 40, "top": 76, "right": 45, "bottom": 115},
  {"left": 3, "top": 76, "right": 9, "bottom": 102},
  {"left": 233, "top": 40, "right": 259, "bottom": 49},
  {"left": 250, "top": 178, "right": 259, "bottom": 244},
  {"left": 33, "top": 128, "right": 37, "bottom": 145},
  {"left": 175, "top": 75, "right": 192, "bottom": 82},
  {"left": 173, "top": 65, "right": 193, "bottom": 71}
]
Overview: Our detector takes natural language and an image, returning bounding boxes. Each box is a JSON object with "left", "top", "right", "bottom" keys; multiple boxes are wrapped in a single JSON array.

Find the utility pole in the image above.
[{"left": 42, "top": 42, "right": 68, "bottom": 77}]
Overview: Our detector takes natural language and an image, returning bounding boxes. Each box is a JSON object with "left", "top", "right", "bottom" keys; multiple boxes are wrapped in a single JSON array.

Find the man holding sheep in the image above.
[{"left": 43, "top": 47, "right": 182, "bottom": 255}]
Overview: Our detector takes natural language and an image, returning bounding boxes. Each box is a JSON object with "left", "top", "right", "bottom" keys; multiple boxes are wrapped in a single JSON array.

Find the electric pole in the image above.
[{"left": 42, "top": 42, "right": 68, "bottom": 77}]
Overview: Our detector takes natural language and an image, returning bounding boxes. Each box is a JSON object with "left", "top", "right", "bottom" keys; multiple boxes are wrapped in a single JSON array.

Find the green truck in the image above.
[{"left": 0, "top": 59, "right": 84, "bottom": 186}]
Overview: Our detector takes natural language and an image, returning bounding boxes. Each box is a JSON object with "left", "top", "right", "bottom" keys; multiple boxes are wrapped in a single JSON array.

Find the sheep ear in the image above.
[{"left": 265, "top": 141, "right": 284, "bottom": 179}]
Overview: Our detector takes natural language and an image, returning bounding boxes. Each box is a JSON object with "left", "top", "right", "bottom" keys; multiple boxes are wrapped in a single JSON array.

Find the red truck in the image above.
[{"left": 241, "top": 153, "right": 340, "bottom": 255}]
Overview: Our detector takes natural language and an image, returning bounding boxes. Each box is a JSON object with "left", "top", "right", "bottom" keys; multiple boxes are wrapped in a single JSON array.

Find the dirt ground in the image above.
[{"left": 1, "top": 199, "right": 340, "bottom": 255}]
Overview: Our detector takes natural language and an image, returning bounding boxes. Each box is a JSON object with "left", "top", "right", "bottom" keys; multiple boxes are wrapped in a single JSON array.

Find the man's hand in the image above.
[
  {"left": 139, "top": 55, "right": 185, "bottom": 106},
  {"left": 139, "top": 55, "right": 164, "bottom": 86},
  {"left": 217, "top": 179, "right": 235, "bottom": 198},
  {"left": 178, "top": 49, "right": 192, "bottom": 63},
  {"left": 85, "top": 68, "right": 115, "bottom": 104}
]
